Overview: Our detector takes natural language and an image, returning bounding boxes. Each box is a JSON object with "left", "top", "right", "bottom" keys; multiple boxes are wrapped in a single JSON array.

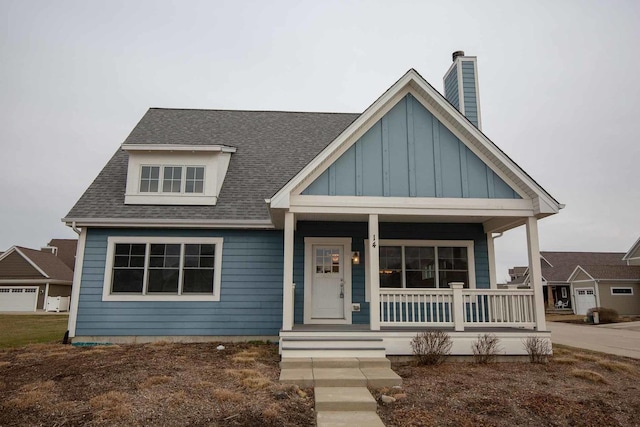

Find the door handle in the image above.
[{"left": 340, "top": 279, "right": 344, "bottom": 299}]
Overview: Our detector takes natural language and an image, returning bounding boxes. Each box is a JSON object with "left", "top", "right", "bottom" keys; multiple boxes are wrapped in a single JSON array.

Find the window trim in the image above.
[
  {"left": 139, "top": 164, "right": 206, "bottom": 195},
  {"left": 102, "top": 236, "right": 223, "bottom": 302},
  {"left": 365, "top": 239, "right": 476, "bottom": 301},
  {"left": 610, "top": 287, "right": 633, "bottom": 296}
]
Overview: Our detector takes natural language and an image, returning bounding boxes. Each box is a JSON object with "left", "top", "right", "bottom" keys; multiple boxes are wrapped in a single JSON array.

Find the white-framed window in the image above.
[
  {"left": 103, "top": 236, "right": 223, "bottom": 302},
  {"left": 366, "top": 240, "right": 475, "bottom": 299},
  {"left": 139, "top": 165, "right": 205, "bottom": 194},
  {"left": 611, "top": 287, "right": 633, "bottom": 295}
]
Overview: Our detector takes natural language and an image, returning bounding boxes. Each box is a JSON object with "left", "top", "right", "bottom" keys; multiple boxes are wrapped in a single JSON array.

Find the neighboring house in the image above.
[
  {"left": 64, "top": 52, "right": 563, "bottom": 356},
  {"left": 509, "top": 243, "right": 640, "bottom": 315},
  {"left": 0, "top": 240, "right": 77, "bottom": 312}
]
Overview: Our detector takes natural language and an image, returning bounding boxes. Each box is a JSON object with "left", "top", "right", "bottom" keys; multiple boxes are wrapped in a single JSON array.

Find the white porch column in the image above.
[
  {"left": 282, "top": 212, "right": 295, "bottom": 331},
  {"left": 526, "top": 216, "right": 547, "bottom": 331},
  {"left": 487, "top": 233, "right": 497, "bottom": 289},
  {"left": 368, "top": 214, "right": 380, "bottom": 331},
  {"left": 451, "top": 283, "right": 465, "bottom": 332}
]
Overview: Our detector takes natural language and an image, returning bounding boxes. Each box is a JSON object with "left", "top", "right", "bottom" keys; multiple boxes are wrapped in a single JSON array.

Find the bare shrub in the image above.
[
  {"left": 522, "top": 336, "right": 551, "bottom": 363},
  {"left": 587, "top": 307, "right": 619, "bottom": 324},
  {"left": 571, "top": 369, "right": 607, "bottom": 383},
  {"left": 410, "top": 330, "right": 452, "bottom": 365},
  {"left": 471, "top": 334, "right": 501, "bottom": 364}
]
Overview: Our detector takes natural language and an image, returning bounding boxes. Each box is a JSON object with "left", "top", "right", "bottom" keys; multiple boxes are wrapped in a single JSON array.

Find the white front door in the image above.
[
  {"left": 312, "top": 246, "right": 345, "bottom": 319},
  {"left": 575, "top": 288, "right": 596, "bottom": 315}
]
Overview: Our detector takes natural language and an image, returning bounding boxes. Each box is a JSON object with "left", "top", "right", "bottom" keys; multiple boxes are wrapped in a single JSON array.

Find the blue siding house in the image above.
[{"left": 64, "top": 52, "right": 562, "bottom": 355}]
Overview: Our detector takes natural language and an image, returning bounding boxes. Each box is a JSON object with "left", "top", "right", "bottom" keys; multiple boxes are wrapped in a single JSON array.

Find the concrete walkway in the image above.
[
  {"left": 548, "top": 321, "right": 640, "bottom": 359},
  {"left": 280, "top": 357, "right": 401, "bottom": 426}
]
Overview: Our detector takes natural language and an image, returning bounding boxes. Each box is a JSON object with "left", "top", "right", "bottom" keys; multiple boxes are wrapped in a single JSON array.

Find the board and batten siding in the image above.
[
  {"left": 461, "top": 61, "right": 479, "bottom": 127},
  {"left": 444, "top": 65, "right": 459, "bottom": 110},
  {"left": 293, "top": 221, "right": 490, "bottom": 325},
  {"left": 301, "top": 94, "right": 517, "bottom": 199},
  {"left": 75, "top": 228, "right": 284, "bottom": 338}
]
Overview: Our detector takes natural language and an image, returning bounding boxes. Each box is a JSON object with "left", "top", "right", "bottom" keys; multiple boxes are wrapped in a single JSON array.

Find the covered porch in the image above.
[{"left": 279, "top": 212, "right": 549, "bottom": 357}]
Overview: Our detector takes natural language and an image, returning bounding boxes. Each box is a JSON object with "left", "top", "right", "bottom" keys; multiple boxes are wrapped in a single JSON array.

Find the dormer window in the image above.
[{"left": 123, "top": 144, "right": 235, "bottom": 206}]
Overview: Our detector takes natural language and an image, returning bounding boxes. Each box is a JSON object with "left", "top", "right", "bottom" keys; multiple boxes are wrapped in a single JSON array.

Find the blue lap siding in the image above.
[
  {"left": 293, "top": 221, "right": 490, "bottom": 325},
  {"left": 75, "top": 228, "right": 285, "bottom": 337}
]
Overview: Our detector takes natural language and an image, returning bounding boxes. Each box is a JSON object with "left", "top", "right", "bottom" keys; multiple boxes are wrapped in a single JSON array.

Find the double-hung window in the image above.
[
  {"left": 139, "top": 165, "right": 205, "bottom": 194},
  {"left": 104, "top": 237, "right": 223, "bottom": 301},
  {"left": 373, "top": 240, "right": 474, "bottom": 291}
]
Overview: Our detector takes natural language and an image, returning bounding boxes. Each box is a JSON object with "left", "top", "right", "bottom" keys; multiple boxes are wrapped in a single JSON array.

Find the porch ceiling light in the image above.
[{"left": 352, "top": 251, "right": 360, "bottom": 265}]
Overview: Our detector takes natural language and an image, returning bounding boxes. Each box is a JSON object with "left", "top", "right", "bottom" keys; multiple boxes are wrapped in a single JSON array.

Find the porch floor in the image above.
[{"left": 286, "top": 324, "right": 539, "bottom": 334}]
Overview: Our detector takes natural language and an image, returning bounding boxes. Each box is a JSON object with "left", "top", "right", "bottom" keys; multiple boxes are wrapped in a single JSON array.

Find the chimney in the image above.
[{"left": 443, "top": 51, "right": 482, "bottom": 129}]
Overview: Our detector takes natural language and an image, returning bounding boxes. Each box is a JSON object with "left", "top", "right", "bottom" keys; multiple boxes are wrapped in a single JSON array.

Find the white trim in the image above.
[
  {"left": 623, "top": 236, "right": 640, "bottom": 261},
  {"left": 487, "top": 233, "right": 497, "bottom": 288},
  {"left": 611, "top": 287, "right": 634, "bottom": 296},
  {"left": 525, "top": 217, "right": 547, "bottom": 331},
  {"left": 122, "top": 144, "right": 236, "bottom": 153},
  {"left": 282, "top": 212, "right": 295, "bottom": 331},
  {"left": 368, "top": 214, "right": 381, "bottom": 330},
  {"left": 289, "top": 195, "right": 534, "bottom": 217},
  {"left": 303, "top": 237, "right": 352, "bottom": 325},
  {"left": 62, "top": 218, "right": 275, "bottom": 229},
  {"left": 124, "top": 151, "right": 232, "bottom": 206},
  {"left": 270, "top": 69, "right": 561, "bottom": 215},
  {"left": 43, "top": 282, "right": 50, "bottom": 310},
  {"left": 101, "top": 236, "right": 223, "bottom": 302},
  {"left": 68, "top": 228, "right": 87, "bottom": 338},
  {"left": 567, "top": 265, "right": 596, "bottom": 283}
]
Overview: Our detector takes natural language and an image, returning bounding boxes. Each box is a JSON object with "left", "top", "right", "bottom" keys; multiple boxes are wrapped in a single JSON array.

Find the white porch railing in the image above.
[{"left": 380, "top": 285, "right": 536, "bottom": 330}]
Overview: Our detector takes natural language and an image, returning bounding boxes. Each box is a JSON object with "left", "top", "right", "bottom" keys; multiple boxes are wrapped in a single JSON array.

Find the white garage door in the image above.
[
  {"left": 575, "top": 288, "right": 596, "bottom": 315},
  {"left": 0, "top": 287, "right": 38, "bottom": 312}
]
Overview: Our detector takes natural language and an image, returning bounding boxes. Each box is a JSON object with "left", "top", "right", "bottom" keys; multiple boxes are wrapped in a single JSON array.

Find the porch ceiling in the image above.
[{"left": 291, "top": 212, "right": 527, "bottom": 233}]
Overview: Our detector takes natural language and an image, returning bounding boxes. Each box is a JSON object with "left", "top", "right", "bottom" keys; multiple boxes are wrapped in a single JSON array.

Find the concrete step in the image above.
[
  {"left": 357, "top": 357, "right": 391, "bottom": 369},
  {"left": 278, "top": 368, "right": 314, "bottom": 388},
  {"left": 361, "top": 367, "right": 402, "bottom": 388},
  {"left": 312, "top": 358, "right": 360, "bottom": 368},
  {"left": 313, "top": 368, "right": 367, "bottom": 387},
  {"left": 279, "top": 357, "right": 312, "bottom": 369},
  {"left": 316, "top": 411, "right": 385, "bottom": 427},
  {"left": 282, "top": 348, "right": 387, "bottom": 359},
  {"left": 314, "top": 387, "right": 377, "bottom": 412}
]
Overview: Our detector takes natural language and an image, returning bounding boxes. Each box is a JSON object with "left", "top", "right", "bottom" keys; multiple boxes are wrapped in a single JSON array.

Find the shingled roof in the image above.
[
  {"left": 578, "top": 265, "right": 640, "bottom": 281},
  {"left": 541, "top": 252, "right": 627, "bottom": 282},
  {"left": 13, "top": 247, "right": 73, "bottom": 281},
  {"left": 65, "top": 109, "right": 359, "bottom": 222}
]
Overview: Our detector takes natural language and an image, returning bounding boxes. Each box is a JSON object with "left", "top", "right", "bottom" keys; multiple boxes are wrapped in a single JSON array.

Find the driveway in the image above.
[{"left": 548, "top": 321, "right": 640, "bottom": 359}]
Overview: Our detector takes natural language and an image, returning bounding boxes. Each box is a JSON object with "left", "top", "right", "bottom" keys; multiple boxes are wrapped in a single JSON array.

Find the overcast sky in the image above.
[{"left": 1, "top": 0, "right": 639, "bottom": 280}]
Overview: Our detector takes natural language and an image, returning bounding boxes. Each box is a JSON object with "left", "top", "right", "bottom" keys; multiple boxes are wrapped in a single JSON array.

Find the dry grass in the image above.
[
  {"left": 596, "top": 359, "right": 636, "bottom": 374},
  {"left": 0, "top": 361, "right": 10, "bottom": 368},
  {"left": 571, "top": 369, "right": 607, "bottom": 383},
  {"left": 7, "top": 380, "right": 56, "bottom": 409},
  {"left": 553, "top": 357, "right": 579, "bottom": 364},
  {"left": 212, "top": 388, "right": 244, "bottom": 402},
  {"left": 573, "top": 353, "right": 600, "bottom": 362},
  {"left": 89, "top": 391, "right": 133, "bottom": 420},
  {"left": 241, "top": 376, "right": 271, "bottom": 390},
  {"left": 139, "top": 375, "right": 172, "bottom": 389},
  {"left": 227, "top": 368, "right": 260, "bottom": 379}
]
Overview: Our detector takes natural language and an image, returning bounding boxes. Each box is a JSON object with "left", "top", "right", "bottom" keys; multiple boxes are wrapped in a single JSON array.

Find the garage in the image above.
[
  {"left": 0, "top": 287, "right": 38, "bottom": 312},
  {"left": 575, "top": 288, "right": 596, "bottom": 315}
]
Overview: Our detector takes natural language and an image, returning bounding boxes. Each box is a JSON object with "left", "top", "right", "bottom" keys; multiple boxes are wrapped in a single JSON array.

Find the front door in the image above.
[{"left": 311, "top": 245, "right": 345, "bottom": 319}]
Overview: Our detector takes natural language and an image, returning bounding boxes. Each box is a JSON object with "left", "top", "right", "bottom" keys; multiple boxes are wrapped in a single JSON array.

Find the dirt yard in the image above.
[{"left": 1, "top": 342, "right": 639, "bottom": 426}]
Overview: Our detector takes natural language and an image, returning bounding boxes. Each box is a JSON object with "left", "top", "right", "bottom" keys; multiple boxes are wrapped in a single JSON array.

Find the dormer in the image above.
[{"left": 122, "top": 144, "right": 236, "bottom": 206}]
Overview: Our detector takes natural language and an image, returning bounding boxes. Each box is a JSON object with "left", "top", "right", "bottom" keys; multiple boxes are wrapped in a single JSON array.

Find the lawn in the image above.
[
  {"left": 1, "top": 342, "right": 639, "bottom": 426},
  {"left": 0, "top": 314, "right": 68, "bottom": 348}
]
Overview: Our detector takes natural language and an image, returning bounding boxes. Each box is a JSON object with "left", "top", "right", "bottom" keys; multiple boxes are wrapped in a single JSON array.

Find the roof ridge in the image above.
[{"left": 148, "top": 107, "right": 361, "bottom": 115}]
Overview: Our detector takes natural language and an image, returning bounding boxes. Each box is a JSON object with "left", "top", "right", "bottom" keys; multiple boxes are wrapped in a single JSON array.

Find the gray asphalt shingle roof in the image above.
[{"left": 65, "top": 109, "right": 359, "bottom": 222}]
